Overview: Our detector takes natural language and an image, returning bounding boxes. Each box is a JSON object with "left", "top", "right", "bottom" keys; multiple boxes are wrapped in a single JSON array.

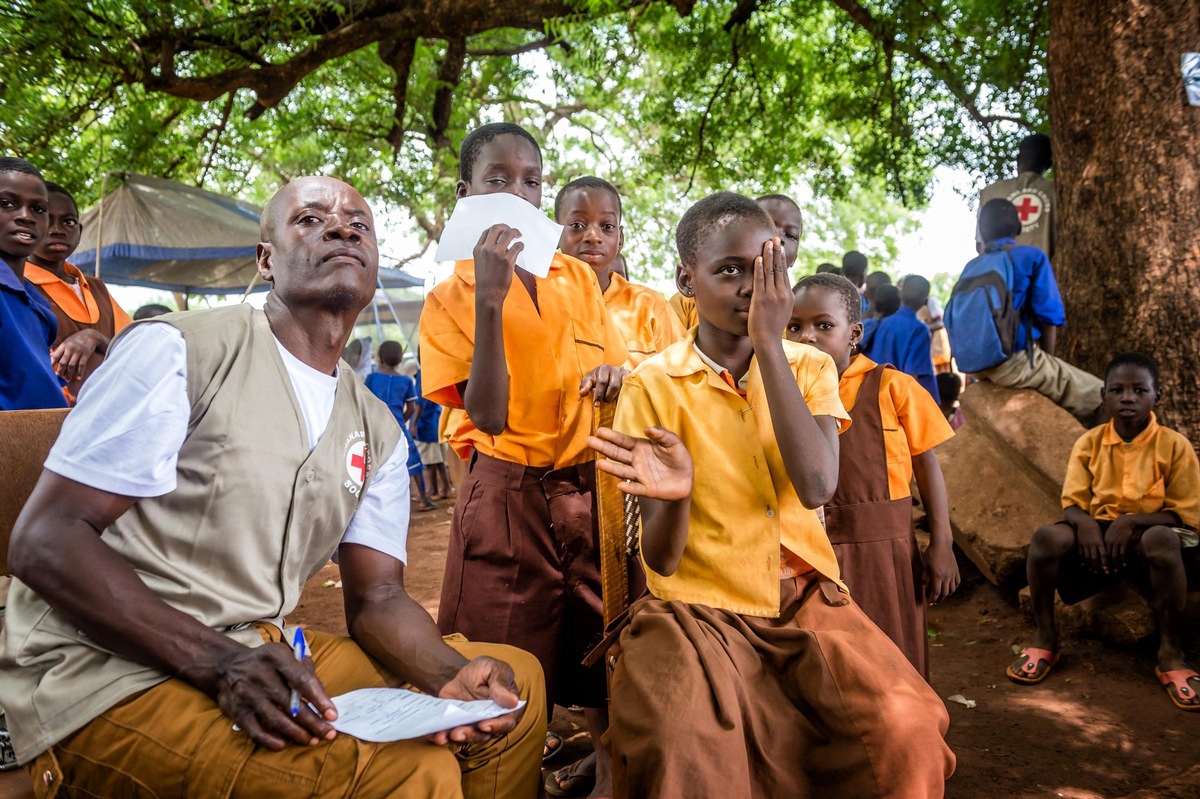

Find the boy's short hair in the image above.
[
  {"left": 793, "top": 273, "right": 862, "bottom": 325},
  {"left": 1104, "top": 351, "right": 1160, "bottom": 391},
  {"left": 133, "top": 304, "right": 172, "bottom": 320},
  {"left": 44, "top": 181, "right": 78, "bottom": 211},
  {"left": 900, "top": 274, "right": 930, "bottom": 307},
  {"left": 378, "top": 340, "right": 405, "bottom": 368},
  {"left": 873, "top": 284, "right": 901, "bottom": 317},
  {"left": 554, "top": 176, "right": 621, "bottom": 219},
  {"left": 458, "top": 123, "right": 541, "bottom": 183},
  {"left": 1018, "top": 133, "right": 1052, "bottom": 174},
  {"left": 978, "top": 199, "right": 1022, "bottom": 242},
  {"left": 841, "top": 251, "right": 868, "bottom": 281},
  {"left": 815, "top": 263, "right": 840, "bottom": 275},
  {"left": 936, "top": 372, "right": 961, "bottom": 406},
  {"left": 755, "top": 193, "right": 800, "bottom": 211},
  {"left": 675, "top": 191, "right": 772, "bottom": 266},
  {"left": 0, "top": 157, "right": 43, "bottom": 180}
]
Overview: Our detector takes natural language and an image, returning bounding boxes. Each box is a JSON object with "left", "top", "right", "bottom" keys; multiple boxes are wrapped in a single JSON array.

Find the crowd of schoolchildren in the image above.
[{"left": 1, "top": 124, "right": 1197, "bottom": 798}]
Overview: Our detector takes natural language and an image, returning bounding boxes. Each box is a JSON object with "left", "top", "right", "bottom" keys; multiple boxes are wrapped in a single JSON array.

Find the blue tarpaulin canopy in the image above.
[{"left": 72, "top": 173, "right": 423, "bottom": 294}]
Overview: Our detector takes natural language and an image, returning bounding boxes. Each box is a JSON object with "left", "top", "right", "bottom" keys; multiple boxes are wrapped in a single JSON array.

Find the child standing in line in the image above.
[
  {"left": 410, "top": 364, "right": 453, "bottom": 501},
  {"left": 0, "top": 158, "right": 66, "bottom": 411},
  {"left": 364, "top": 341, "right": 437, "bottom": 512},
  {"left": 789, "top": 273, "right": 960, "bottom": 678},
  {"left": 1009, "top": 353, "right": 1200, "bottom": 712},
  {"left": 590, "top": 192, "right": 953, "bottom": 798},
  {"left": 24, "top": 182, "right": 132, "bottom": 404},
  {"left": 556, "top": 176, "right": 684, "bottom": 365},
  {"left": 418, "top": 124, "right": 628, "bottom": 754}
]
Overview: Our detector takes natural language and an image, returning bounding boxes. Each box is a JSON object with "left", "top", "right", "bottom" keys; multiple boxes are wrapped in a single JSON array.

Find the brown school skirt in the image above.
[
  {"left": 607, "top": 575, "right": 955, "bottom": 799},
  {"left": 438, "top": 451, "right": 607, "bottom": 710}
]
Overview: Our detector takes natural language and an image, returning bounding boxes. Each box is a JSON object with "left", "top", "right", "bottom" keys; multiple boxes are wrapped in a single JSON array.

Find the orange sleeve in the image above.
[
  {"left": 417, "top": 288, "right": 473, "bottom": 409},
  {"left": 111, "top": 298, "right": 133, "bottom": 332},
  {"left": 667, "top": 292, "right": 697, "bottom": 329},
  {"left": 654, "top": 293, "right": 687, "bottom": 350},
  {"left": 612, "top": 374, "right": 660, "bottom": 440},
  {"left": 1163, "top": 434, "right": 1200, "bottom": 529},
  {"left": 888, "top": 371, "right": 954, "bottom": 456},
  {"left": 1061, "top": 431, "right": 1097, "bottom": 512},
  {"left": 800, "top": 350, "right": 851, "bottom": 431}
]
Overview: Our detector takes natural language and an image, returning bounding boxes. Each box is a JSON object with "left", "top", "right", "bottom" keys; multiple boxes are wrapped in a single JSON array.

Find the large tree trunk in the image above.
[{"left": 1049, "top": 0, "right": 1200, "bottom": 442}]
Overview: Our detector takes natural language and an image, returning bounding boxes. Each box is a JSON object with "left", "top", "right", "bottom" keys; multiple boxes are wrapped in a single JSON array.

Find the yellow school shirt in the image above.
[
  {"left": 604, "top": 273, "right": 686, "bottom": 367},
  {"left": 420, "top": 252, "right": 628, "bottom": 468},
  {"left": 1061, "top": 413, "right": 1200, "bottom": 529},
  {"left": 838, "top": 355, "right": 955, "bottom": 499},
  {"left": 613, "top": 330, "right": 851, "bottom": 617},
  {"left": 667, "top": 291, "right": 698, "bottom": 330}
]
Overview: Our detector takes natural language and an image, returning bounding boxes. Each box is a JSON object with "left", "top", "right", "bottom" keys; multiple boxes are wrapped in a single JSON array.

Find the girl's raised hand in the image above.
[
  {"left": 747, "top": 237, "right": 794, "bottom": 350},
  {"left": 587, "top": 426, "right": 693, "bottom": 502}
]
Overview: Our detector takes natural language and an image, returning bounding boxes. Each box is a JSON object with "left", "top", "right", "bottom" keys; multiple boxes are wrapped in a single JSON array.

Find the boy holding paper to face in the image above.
[{"left": 419, "top": 123, "right": 628, "bottom": 738}]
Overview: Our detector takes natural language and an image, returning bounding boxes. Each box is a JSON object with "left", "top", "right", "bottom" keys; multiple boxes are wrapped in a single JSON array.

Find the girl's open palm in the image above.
[{"left": 587, "top": 426, "right": 693, "bottom": 502}]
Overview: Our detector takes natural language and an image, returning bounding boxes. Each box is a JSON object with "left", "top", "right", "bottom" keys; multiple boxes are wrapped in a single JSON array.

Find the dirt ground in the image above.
[{"left": 288, "top": 502, "right": 1200, "bottom": 799}]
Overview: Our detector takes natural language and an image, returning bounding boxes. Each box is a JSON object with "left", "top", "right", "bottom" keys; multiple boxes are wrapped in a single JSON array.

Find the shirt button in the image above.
[
  {"left": 766, "top": 508, "right": 775, "bottom": 518},
  {"left": 306, "top": 471, "right": 315, "bottom": 483}
]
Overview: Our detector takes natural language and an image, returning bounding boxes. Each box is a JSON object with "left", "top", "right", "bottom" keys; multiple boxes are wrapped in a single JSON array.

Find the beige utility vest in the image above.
[{"left": 0, "top": 304, "right": 401, "bottom": 762}]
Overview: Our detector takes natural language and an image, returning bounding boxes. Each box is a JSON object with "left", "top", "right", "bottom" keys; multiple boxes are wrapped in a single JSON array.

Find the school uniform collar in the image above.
[
  {"left": 663, "top": 328, "right": 813, "bottom": 396},
  {"left": 1101, "top": 412, "right": 1159, "bottom": 448},
  {"left": 603, "top": 271, "right": 630, "bottom": 302},
  {"left": 24, "top": 261, "right": 88, "bottom": 288},
  {"left": 842, "top": 353, "right": 878, "bottom": 380},
  {"left": 452, "top": 251, "right": 577, "bottom": 287},
  {"left": 0, "top": 261, "right": 26, "bottom": 294},
  {"left": 983, "top": 237, "right": 1017, "bottom": 252}
]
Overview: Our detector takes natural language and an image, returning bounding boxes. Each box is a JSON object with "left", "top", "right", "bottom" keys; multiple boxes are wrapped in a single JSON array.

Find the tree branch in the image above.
[
  {"left": 379, "top": 37, "right": 417, "bottom": 151},
  {"left": 428, "top": 37, "right": 468, "bottom": 151},
  {"left": 686, "top": 34, "right": 740, "bottom": 194},
  {"left": 828, "top": 0, "right": 1035, "bottom": 131},
  {"left": 468, "top": 37, "right": 556, "bottom": 57},
  {"left": 199, "top": 92, "right": 236, "bottom": 185}
]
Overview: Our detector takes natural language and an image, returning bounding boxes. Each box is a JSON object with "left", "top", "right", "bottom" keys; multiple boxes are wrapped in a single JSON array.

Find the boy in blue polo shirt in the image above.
[
  {"left": 0, "top": 158, "right": 67, "bottom": 411},
  {"left": 965, "top": 199, "right": 1101, "bottom": 421},
  {"left": 862, "top": 274, "right": 940, "bottom": 403}
]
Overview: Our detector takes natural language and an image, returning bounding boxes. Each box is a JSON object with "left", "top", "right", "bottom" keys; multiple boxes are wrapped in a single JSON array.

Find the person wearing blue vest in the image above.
[
  {"left": 952, "top": 199, "right": 1102, "bottom": 422},
  {"left": 0, "top": 158, "right": 68, "bottom": 411},
  {"left": 862, "top": 274, "right": 940, "bottom": 403}
]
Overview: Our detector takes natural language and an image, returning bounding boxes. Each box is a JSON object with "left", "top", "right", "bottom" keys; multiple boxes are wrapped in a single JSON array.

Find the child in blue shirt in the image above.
[
  {"left": 364, "top": 341, "right": 437, "bottom": 511},
  {"left": 962, "top": 199, "right": 1102, "bottom": 422}
]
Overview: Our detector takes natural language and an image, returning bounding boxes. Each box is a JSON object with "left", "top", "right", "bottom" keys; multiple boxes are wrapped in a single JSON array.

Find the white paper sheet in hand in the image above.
[
  {"left": 330, "top": 687, "right": 526, "bottom": 742},
  {"left": 434, "top": 192, "right": 564, "bottom": 278}
]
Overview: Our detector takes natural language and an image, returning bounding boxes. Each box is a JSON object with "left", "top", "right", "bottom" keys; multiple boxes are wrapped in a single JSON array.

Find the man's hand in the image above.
[
  {"left": 923, "top": 541, "right": 961, "bottom": 604},
  {"left": 51, "top": 328, "right": 107, "bottom": 382},
  {"left": 1104, "top": 515, "right": 1138, "bottom": 570},
  {"left": 210, "top": 642, "right": 338, "bottom": 751},
  {"left": 1076, "top": 517, "right": 1108, "bottom": 573},
  {"left": 428, "top": 656, "right": 524, "bottom": 746},
  {"left": 580, "top": 365, "right": 629, "bottom": 404},
  {"left": 473, "top": 224, "right": 522, "bottom": 304},
  {"left": 587, "top": 426, "right": 693, "bottom": 501},
  {"left": 747, "top": 237, "right": 794, "bottom": 351}
]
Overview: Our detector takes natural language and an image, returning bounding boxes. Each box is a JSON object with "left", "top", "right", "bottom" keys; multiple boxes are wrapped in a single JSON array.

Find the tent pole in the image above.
[
  {"left": 239, "top": 270, "right": 262, "bottom": 303},
  {"left": 377, "top": 278, "right": 415, "bottom": 356},
  {"left": 371, "top": 287, "right": 384, "bottom": 345}
]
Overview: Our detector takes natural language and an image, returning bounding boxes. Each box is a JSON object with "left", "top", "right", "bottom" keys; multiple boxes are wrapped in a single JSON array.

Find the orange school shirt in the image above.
[
  {"left": 667, "top": 291, "right": 698, "bottom": 330},
  {"left": 613, "top": 331, "right": 851, "bottom": 617},
  {"left": 838, "top": 355, "right": 955, "bottom": 499},
  {"left": 604, "top": 273, "right": 686, "bottom": 367},
  {"left": 1061, "top": 413, "right": 1200, "bottom": 529},
  {"left": 419, "top": 252, "right": 628, "bottom": 469},
  {"left": 23, "top": 262, "right": 133, "bottom": 336}
]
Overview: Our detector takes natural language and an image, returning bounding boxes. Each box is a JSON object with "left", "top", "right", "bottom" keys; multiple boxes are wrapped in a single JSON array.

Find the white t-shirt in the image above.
[{"left": 45, "top": 322, "right": 410, "bottom": 563}]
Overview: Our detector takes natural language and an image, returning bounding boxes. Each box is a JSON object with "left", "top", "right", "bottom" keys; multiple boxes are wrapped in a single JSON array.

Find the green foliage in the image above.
[{"left": 0, "top": 0, "right": 1047, "bottom": 280}]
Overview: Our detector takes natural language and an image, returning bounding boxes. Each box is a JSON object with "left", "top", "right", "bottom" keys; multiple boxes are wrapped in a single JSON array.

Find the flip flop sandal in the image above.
[
  {"left": 1156, "top": 667, "right": 1200, "bottom": 711},
  {"left": 544, "top": 756, "right": 597, "bottom": 798},
  {"left": 543, "top": 730, "right": 565, "bottom": 763},
  {"left": 1006, "top": 646, "right": 1060, "bottom": 684}
]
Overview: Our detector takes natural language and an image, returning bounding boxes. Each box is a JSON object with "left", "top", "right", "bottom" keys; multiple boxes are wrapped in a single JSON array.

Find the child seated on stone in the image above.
[{"left": 1009, "top": 353, "right": 1200, "bottom": 712}]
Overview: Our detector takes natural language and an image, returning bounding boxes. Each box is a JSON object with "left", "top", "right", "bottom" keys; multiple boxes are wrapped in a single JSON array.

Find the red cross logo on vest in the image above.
[
  {"left": 1011, "top": 192, "right": 1043, "bottom": 226},
  {"left": 345, "top": 440, "right": 369, "bottom": 488}
]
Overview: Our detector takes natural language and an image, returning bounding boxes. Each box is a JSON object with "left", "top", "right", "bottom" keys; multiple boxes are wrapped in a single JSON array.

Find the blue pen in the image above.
[{"left": 290, "top": 627, "right": 307, "bottom": 717}]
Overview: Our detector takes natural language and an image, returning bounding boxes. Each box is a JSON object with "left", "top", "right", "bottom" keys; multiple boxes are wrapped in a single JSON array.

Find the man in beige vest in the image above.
[
  {"left": 0, "top": 177, "right": 545, "bottom": 798},
  {"left": 977, "top": 133, "right": 1054, "bottom": 258}
]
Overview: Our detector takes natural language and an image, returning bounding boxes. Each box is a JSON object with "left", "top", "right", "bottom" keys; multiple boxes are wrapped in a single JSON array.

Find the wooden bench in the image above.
[{"left": 1, "top": 409, "right": 69, "bottom": 798}]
